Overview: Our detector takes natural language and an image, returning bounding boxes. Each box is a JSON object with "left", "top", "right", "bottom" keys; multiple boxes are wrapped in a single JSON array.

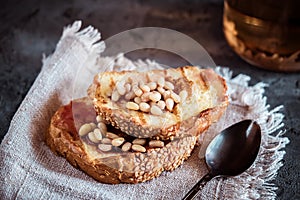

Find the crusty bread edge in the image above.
[
  {"left": 46, "top": 101, "right": 200, "bottom": 184},
  {"left": 90, "top": 67, "right": 229, "bottom": 140}
]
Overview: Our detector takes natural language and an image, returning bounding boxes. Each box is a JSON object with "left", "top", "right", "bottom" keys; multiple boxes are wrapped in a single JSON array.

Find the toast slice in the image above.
[
  {"left": 88, "top": 66, "right": 228, "bottom": 140},
  {"left": 46, "top": 98, "right": 198, "bottom": 184}
]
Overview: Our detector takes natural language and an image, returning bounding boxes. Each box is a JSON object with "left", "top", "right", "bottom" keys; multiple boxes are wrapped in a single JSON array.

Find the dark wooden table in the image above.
[{"left": 0, "top": 0, "right": 299, "bottom": 199}]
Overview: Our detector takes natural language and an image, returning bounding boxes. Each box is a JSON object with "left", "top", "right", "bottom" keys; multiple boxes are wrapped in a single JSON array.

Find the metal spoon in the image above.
[{"left": 182, "top": 120, "right": 261, "bottom": 200}]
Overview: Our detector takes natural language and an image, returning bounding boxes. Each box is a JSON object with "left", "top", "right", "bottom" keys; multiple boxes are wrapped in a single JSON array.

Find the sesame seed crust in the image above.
[
  {"left": 46, "top": 66, "right": 229, "bottom": 184},
  {"left": 46, "top": 98, "right": 200, "bottom": 184}
]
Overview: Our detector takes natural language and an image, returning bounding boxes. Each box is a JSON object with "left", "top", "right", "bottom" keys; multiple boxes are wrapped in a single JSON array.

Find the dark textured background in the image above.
[{"left": 0, "top": 0, "right": 299, "bottom": 199}]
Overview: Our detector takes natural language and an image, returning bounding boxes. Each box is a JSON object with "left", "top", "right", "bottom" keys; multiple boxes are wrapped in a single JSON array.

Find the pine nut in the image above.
[
  {"left": 139, "top": 102, "right": 150, "bottom": 112},
  {"left": 125, "top": 83, "right": 131, "bottom": 92},
  {"left": 79, "top": 123, "right": 93, "bottom": 136},
  {"left": 179, "top": 90, "right": 188, "bottom": 101},
  {"left": 132, "top": 144, "right": 146, "bottom": 152},
  {"left": 121, "top": 142, "right": 132, "bottom": 151},
  {"left": 149, "top": 101, "right": 156, "bottom": 107},
  {"left": 96, "top": 115, "right": 103, "bottom": 122},
  {"left": 88, "top": 132, "right": 100, "bottom": 143},
  {"left": 149, "top": 140, "right": 164, "bottom": 148},
  {"left": 150, "top": 105, "right": 163, "bottom": 116},
  {"left": 140, "top": 84, "right": 150, "bottom": 92},
  {"left": 138, "top": 80, "right": 145, "bottom": 87},
  {"left": 126, "top": 102, "right": 139, "bottom": 110},
  {"left": 89, "top": 123, "right": 97, "bottom": 129},
  {"left": 141, "top": 92, "right": 151, "bottom": 102},
  {"left": 112, "top": 137, "right": 125, "bottom": 147},
  {"left": 148, "top": 82, "right": 157, "bottom": 90},
  {"left": 157, "top": 86, "right": 165, "bottom": 94},
  {"left": 149, "top": 91, "right": 161, "bottom": 102},
  {"left": 157, "top": 100, "right": 166, "bottom": 110},
  {"left": 133, "top": 85, "right": 143, "bottom": 97},
  {"left": 116, "top": 81, "right": 126, "bottom": 95},
  {"left": 132, "top": 138, "right": 146, "bottom": 145},
  {"left": 98, "top": 144, "right": 112, "bottom": 152},
  {"left": 101, "top": 138, "right": 112, "bottom": 144},
  {"left": 93, "top": 128, "right": 103, "bottom": 140},
  {"left": 97, "top": 122, "right": 107, "bottom": 134},
  {"left": 171, "top": 91, "right": 181, "bottom": 103},
  {"left": 106, "top": 132, "right": 119, "bottom": 139},
  {"left": 163, "top": 90, "right": 171, "bottom": 100},
  {"left": 111, "top": 90, "right": 120, "bottom": 101},
  {"left": 134, "top": 97, "right": 142, "bottom": 104},
  {"left": 166, "top": 98, "right": 174, "bottom": 111},
  {"left": 125, "top": 91, "right": 135, "bottom": 100},
  {"left": 157, "top": 77, "right": 165, "bottom": 87},
  {"left": 164, "top": 81, "right": 174, "bottom": 90}
]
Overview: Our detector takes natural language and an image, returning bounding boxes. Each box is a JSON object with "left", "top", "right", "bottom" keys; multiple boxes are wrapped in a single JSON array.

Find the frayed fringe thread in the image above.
[
  {"left": 96, "top": 53, "right": 165, "bottom": 72},
  {"left": 62, "top": 20, "right": 105, "bottom": 54},
  {"left": 216, "top": 67, "right": 290, "bottom": 200},
  {"left": 42, "top": 20, "right": 105, "bottom": 73}
]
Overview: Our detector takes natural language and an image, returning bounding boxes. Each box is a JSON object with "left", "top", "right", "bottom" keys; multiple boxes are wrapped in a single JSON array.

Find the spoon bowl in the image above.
[{"left": 183, "top": 120, "right": 261, "bottom": 200}]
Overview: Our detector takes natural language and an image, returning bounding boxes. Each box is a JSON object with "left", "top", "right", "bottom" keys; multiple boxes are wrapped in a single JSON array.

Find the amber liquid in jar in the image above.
[{"left": 223, "top": 0, "right": 300, "bottom": 72}]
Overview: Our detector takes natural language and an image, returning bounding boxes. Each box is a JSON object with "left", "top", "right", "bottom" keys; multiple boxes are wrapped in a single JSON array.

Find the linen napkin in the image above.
[{"left": 0, "top": 21, "right": 289, "bottom": 200}]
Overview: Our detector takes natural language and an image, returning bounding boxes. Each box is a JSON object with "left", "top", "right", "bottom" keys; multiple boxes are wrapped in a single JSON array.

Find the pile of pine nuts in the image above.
[
  {"left": 79, "top": 116, "right": 165, "bottom": 153},
  {"left": 110, "top": 76, "right": 188, "bottom": 116}
]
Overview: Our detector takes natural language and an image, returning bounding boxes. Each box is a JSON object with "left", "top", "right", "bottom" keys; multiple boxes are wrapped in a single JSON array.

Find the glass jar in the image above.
[{"left": 223, "top": 0, "right": 300, "bottom": 72}]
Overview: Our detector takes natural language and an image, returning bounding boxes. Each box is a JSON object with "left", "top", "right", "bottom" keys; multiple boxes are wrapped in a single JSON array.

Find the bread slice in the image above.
[
  {"left": 88, "top": 66, "right": 228, "bottom": 140},
  {"left": 46, "top": 98, "right": 199, "bottom": 184}
]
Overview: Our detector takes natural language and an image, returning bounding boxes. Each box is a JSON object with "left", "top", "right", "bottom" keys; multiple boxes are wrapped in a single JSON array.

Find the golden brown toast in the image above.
[
  {"left": 88, "top": 66, "right": 228, "bottom": 140},
  {"left": 46, "top": 98, "right": 199, "bottom": 184},
  {"left": 47, "top": 66, "right": 228, "bottom": 184}
]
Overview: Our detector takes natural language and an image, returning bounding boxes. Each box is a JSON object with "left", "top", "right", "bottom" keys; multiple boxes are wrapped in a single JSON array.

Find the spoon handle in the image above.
[{"left": 182, "top": 173, "right": 213, "bottom": 200}]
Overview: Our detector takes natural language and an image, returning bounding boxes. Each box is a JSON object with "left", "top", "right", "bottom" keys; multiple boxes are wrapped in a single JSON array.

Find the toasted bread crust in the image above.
[
  {"left": 89, "top": 66, "right": 228, "bottom": 139},
  {"left": 46, "top": 67, "right": 228, "bottom": 184},
  {"left": 46, "top": 98, "right": 199, "bottom": 184}
]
